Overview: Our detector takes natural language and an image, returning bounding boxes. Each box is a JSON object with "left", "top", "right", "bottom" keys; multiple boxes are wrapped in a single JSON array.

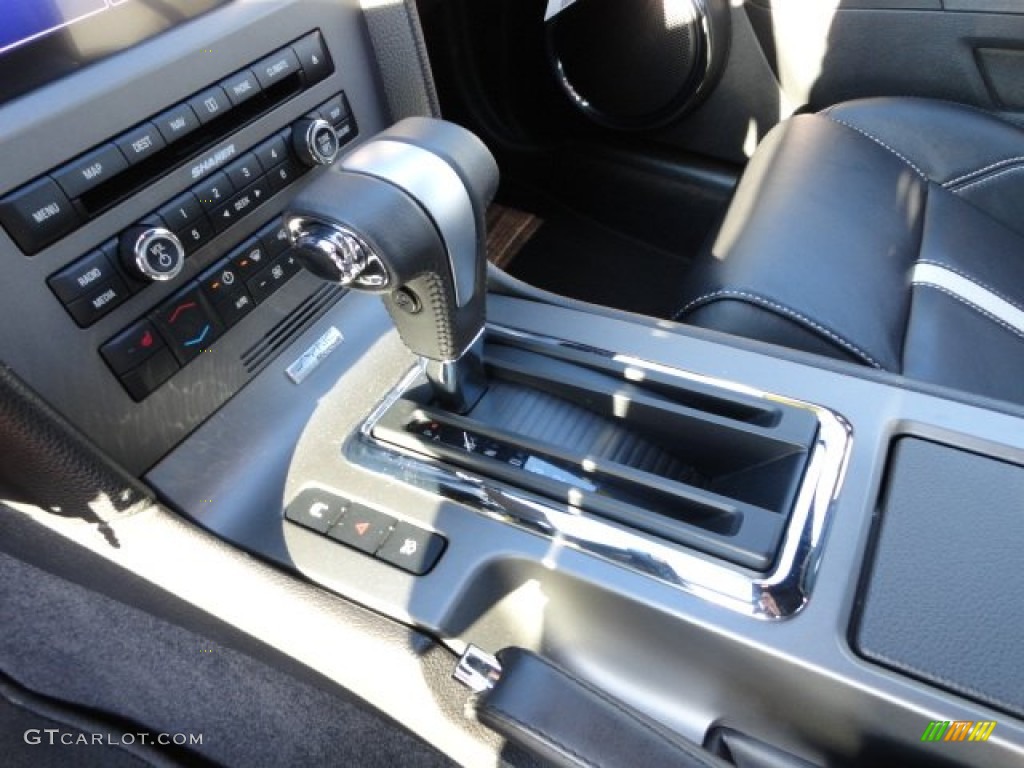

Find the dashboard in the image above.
[
  {"left": 0, "top": 0, "right": 392, "bottom": 475},
  {"left": 3, "top": 2, "right": 1024, "bottom": 767}
]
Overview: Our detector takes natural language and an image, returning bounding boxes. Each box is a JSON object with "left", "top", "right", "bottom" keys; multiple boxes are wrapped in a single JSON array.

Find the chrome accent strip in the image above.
[
  {"left": 453, "top": 645, "right": 502, "bottom": 693},
  {"left": 422, "top": 327, "right": 487, "bottom": 412},
  {"left": 342, "top": 140, "right": 477, "bottom": 308},
  {"left": 352, "top": 326, "right": 852, "bottom": 620}
]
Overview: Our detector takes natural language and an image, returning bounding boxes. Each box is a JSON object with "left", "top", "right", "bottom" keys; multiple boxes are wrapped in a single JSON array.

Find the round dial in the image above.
[
  {"left": 292, "top": 118, "right": 341, "bottom": 166},
  {"left": 120, "top": 227, "right": 186, "bottom": 282}
]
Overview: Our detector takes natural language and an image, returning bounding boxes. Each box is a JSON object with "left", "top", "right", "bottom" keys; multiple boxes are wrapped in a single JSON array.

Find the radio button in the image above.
[
  {"left": 254, "top": 135, "right": 290, "bottom": 171},
  {"left": 176, "top": 216, "right": 216, "bottom": 256},
  {"left": 253, "top": 48, "right": 302, "bottom": 90},
  {"left": 193, "top": 172, "right": 235, "bottom": 213},
  {"left": 115, "top": 123, "right": 166, "bottom": 166},
  {"left": 221, "top": 69, "right": 262, "bottom": 107},
  {"left": 159, "top": 192, "right": 203, "bottom": 232},
  {"left": 266, "top": 158, "right": 302, "bottom": 193},
  {"left": 48, "top": 249, "right": 119, "bottom": 304},
  {"left": 52, "top": 144, "right": 129, "bottom": 199},
  {"left": 188, "top": 85, "right": 232, "bottom": 125},
  {"left": 0, "top": 177, "right": 82, "bottom": 254},
  {"left": 211, "top": 178, "right": 269, "bottom": 233},
  {"left": 224, "top": 152, "right": 263, "bottom": 191}
]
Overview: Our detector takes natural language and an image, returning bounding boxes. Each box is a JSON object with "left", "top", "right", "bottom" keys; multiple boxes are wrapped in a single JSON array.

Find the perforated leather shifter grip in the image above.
[{"left": 286, "top": 118, "right": 498, "bottom": 362}]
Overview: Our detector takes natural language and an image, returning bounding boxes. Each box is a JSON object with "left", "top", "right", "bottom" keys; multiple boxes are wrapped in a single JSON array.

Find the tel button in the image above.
[{"left": 100, "top": 320, "right": 166, "bottom": 375}]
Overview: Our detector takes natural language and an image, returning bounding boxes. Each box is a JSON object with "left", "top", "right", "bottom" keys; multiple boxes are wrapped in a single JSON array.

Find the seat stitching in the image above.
[
  {"left": 824, "top": 115, "right": 929, "bottom": 181},
  {"left": 916, "top": 283, "right": 1024, "bottom": 341},
  {"left": 916, "top": 260, "right": 1024, "bottom": 315},
  {"left": 944, "top": 157, "right": 1024, "bottom": 188},
  {"left": 951, "top": 164, "right": 1024, "bottom": 195},
  {"left": 517, "top": 654, "right": 727, "bottom": 768},
  {"left": 673, "top": 289, "right": 884, "bottom": 368},
  {"left": 484, "top": 705, "right": 600, "bottom": 768}
]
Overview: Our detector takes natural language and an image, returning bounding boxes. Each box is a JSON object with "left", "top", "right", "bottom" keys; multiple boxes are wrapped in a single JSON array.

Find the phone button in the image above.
[{"left": 284, "top": 488, "right": 348, "bottom": 534}]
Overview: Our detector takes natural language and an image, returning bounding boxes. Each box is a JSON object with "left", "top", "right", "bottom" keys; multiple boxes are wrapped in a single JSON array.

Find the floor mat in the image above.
[{"left": 505, "top": 206, "right": 691, "bottom": 318}]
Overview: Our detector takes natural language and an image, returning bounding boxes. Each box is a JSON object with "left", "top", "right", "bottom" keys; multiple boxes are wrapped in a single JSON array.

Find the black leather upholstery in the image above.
[
  {"left": 475, "top": 647, "right": 729, "bottom": 768},
  {"left": 676, "top": 97, "right": 1024, "bottom": 405}
]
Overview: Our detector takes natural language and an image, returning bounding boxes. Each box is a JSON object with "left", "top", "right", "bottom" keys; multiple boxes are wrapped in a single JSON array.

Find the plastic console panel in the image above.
[{"left": 148, "top": 290, "right": 1024, "bottom": 766}]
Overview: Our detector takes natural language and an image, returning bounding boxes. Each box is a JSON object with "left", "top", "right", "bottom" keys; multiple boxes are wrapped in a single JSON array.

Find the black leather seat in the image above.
[{"left": 676, "top": 97, "right": 1024, "bottom": 405}]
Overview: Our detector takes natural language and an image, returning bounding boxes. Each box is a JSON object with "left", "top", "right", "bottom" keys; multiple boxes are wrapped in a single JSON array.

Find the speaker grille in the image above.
[
  {"left": 549, "top": 0, "right": 708, "bottom": 129},
  {"left": 241, "top": 283, "right": 345, "bottom": 374}
]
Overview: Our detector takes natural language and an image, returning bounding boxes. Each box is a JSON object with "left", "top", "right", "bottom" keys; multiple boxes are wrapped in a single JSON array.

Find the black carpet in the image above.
[{"left": 0, "top": 550, "right": 455, "bottom": 768}]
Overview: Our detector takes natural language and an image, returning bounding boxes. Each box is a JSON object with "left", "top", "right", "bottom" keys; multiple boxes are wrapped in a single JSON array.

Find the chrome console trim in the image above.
[{"left": 351, "top": 326, "right": 852, "bottom": 620}]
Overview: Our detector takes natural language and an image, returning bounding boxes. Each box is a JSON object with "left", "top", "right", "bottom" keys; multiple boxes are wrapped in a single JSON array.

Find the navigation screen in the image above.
[
  {"left": 2, "top": 1, "right": 137, "bottom": 55},
  {"left": 0, "top": 0, "right": 227, "bottom": 104}
]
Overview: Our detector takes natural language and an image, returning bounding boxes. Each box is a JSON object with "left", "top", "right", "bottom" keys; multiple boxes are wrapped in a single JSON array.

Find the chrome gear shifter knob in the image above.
[{"left": 284, "top": 118, "right": 498, "bottom": 413}]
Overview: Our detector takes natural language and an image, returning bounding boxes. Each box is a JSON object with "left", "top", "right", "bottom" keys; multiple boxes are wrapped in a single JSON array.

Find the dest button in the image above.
[
  {"left": 328, "top": 504, "right": 395, "bottom": 554},
  {"left": 285, "top": 488, "right": 348, "bottom": 534},
  {"left": 375, "top": 522, "right": 447, "bottom": 575}
]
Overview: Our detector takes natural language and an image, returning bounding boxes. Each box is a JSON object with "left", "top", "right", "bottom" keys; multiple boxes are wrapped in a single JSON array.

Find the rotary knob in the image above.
[
  {"left": 120, "top": 226, "right": 186, "bottom": 282},
  {"left": 291, "top": 118, "right": 341, "bottom": 167}
]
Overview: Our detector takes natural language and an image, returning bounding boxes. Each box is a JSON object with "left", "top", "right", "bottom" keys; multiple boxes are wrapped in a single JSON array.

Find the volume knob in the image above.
[
  {"left": 292, "top": 118, "right": 340, "bottom": 167},
  {"left": 120, "top": 226, "right": 186, "bottom": 282}
]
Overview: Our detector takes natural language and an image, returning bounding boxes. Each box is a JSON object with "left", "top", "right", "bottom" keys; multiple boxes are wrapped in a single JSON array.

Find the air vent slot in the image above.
[{"left": 241, "top": 283, "right": 344, "bottom": 373}]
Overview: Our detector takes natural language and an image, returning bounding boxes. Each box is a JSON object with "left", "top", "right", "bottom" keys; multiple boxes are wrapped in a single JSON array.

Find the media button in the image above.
[
  {"left": 52, "top": 144, "right": 129, "bottom": 199},
  {"left": 65, "top": 275, "right": 131, "bottom": 327}
]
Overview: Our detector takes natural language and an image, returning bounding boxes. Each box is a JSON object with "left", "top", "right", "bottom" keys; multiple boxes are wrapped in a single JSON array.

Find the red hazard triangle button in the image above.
[{"left": 327, "top": 504, "right": 396, "bottom": 554}]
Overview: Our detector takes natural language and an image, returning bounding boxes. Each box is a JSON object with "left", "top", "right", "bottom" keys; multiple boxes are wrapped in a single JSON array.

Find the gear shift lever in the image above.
[{"left": 284, "top": 118, "right": 498, "bottom": 413}]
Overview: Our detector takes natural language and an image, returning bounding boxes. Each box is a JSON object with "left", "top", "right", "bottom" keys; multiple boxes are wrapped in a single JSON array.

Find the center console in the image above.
[{"left": 3, "top": 2, "right": 1024, "bottom": 767}]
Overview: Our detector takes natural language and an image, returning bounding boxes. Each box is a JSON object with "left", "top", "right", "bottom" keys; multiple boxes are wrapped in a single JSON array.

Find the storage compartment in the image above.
[
  {"left": 854, "top": 437, "right": 1024, "bottom": 719},
  {"left": 370, "top": 336, "right": 820, "bottom": 570}
]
